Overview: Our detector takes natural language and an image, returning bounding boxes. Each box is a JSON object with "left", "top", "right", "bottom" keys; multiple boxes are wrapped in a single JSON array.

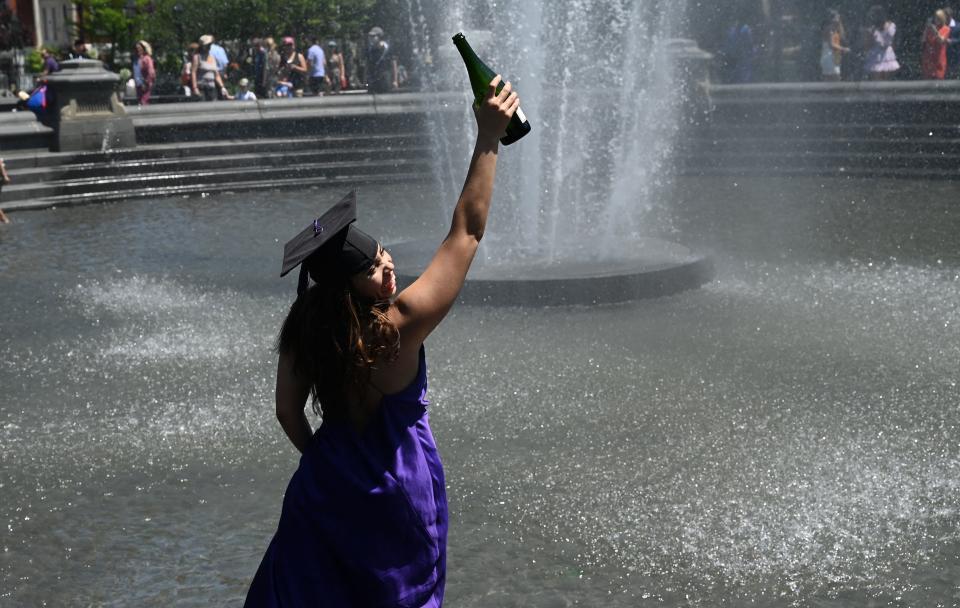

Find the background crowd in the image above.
[
  {"left": 710, "top": 2, "right": 960, "bottom": 84},
  {"left": 31, "top": 24, "right": 403, "bottom": 106},
  {"left": 15, "top": 0, "right": 960, "bottom": 109}
]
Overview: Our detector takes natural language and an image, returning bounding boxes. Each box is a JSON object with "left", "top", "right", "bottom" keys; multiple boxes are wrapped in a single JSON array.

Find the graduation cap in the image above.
[{"left": 281, "top": 190, "right": 379, "bottom": 294}]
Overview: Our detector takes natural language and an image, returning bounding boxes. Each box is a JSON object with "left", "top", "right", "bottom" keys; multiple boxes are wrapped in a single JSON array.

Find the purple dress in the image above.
[{"left": 245, "top": 347, "right": 448, "bottom": 607}]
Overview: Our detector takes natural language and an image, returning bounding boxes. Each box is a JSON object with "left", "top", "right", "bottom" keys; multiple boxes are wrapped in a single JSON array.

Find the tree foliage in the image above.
[
  {"left": 74, "top": 0, "right": 148, "bottom": 67},
  {"left": 137, "top": 0, "right": 377, "bottom": 52},
  {"left": 77, "top": 0, "right": 128, "bottom": 42}
]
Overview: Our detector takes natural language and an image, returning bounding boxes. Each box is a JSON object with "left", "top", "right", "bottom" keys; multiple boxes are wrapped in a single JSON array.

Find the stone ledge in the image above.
[
  {"left": 127, "top": 91, "right": 465, "bottom": 127},
  {"left": 709, "top": 79, "right": 960, "bottom": 98},
  {"left": 3, "top": 169, "right": 431, "bottom": 211}
]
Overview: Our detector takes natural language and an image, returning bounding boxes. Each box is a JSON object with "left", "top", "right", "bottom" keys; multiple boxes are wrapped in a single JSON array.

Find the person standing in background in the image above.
[
  {"left": 944, "top": 7, "right": 960, "bottom": 78},
  {"left": 306, "top": 35, "right": 326, "bottom": 96},
  {"left": 193, "top": 35, "right": 227, "bottom": 101},
  {"left": 252, "top": 38, "right": 268, "bottom": 99},
  {"left": 719, "top": 10, "right": 756, "bottom": 84},
  {"left": 40, "top": 48, "right": 59, "bottom": 76},
  {"left": 820, "top": 9, "right": 850, "bottom": 81},
  {"left": 264, "top": 37, "right": 281, "bottom": 98},
  {"left": 921, "top": 9, "right": 950, "bottom": 79},
  {"left": 181, "top": 43, "right": 199, "bottom": 97},
  {"left": 365, "top": 26, "right": 398, "bottom": 92},
  {"left": 278, "top": 37, "right": 307, "bottom": 97},
  {"left": 67, "top": 39, "right": 87, "bottom": 60},
  {"left": 134, "top": 40, "right": 156, "bottom": 105},
  {"left": 326, "top": 40, "right": 346, "bottom": 93},
  {"left": 208, "top": 35, "right": 229, "bottom": 74},
  {"left": 862, "top": 5, "right": 899, "bottom": 80}
]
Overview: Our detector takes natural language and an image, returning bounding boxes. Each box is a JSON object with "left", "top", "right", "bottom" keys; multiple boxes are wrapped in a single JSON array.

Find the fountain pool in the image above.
[{"left": 1, "top": 177, "right": 958, "bottom": 605}]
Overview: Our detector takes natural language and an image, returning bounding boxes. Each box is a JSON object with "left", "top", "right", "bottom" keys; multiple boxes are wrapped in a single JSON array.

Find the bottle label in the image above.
[{"left": 515, "top": 106, "right": 527, "bottom": 123}]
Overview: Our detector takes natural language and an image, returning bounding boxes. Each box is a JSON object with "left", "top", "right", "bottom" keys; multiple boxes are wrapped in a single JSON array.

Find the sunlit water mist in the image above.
[{"left": 417, "top": 0, "right": 686, "bottom": 262}]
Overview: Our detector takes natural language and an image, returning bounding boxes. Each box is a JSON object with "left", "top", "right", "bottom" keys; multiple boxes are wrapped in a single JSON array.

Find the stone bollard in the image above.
[{"left": 44, "top": 59, "right": 136, "bottom": 152}]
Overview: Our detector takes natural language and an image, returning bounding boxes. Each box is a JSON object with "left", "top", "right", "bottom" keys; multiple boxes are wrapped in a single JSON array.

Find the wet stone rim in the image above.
[{"left": 389, "top": 238, "right": 715, "bottom": 306}]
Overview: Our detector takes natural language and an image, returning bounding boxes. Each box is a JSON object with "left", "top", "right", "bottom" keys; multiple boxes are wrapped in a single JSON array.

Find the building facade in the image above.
[
  {"left": 36, "top": 0, "right": 76, "bottom": 48},
  {"left": 7, "top": 0, "right": 77, "bottom": 49}
]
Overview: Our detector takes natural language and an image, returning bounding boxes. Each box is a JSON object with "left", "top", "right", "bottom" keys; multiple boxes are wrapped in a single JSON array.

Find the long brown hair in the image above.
[
  {"left": 823, "top": 10, "right": 845, "bottom": 42},
  {"left": 277, "top": 269, "right": 399, "bottom": 419}
]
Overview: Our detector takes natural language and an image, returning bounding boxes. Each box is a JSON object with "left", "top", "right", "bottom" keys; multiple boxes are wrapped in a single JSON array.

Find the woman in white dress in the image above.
[{"left": 862, "top": 5, "right": 899, "bottom": 80}]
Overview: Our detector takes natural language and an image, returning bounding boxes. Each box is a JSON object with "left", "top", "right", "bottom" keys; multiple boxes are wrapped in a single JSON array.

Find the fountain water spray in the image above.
[{"left": 394, "top": 0, "right": 711, "bottom": 305}]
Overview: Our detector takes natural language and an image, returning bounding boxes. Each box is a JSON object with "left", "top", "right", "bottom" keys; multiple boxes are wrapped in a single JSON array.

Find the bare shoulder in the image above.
[
  {"left": 369, "top": 340, "right": 420, "bottom": 396},
  {"left": 365, "top": 304, "right": 422, "bottom": 395}
]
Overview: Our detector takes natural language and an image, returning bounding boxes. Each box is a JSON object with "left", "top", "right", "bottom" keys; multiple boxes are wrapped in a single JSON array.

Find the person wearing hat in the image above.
[
  {"left": 203, "top": 34, "right": 230, "bottom": 74},
  {"left": 325, "top": 39, "right": 346, "bottom": 93},
  {"left": 232, "top": 77, "right": 257, "bottom": 101},
  {"left": 133, "top": 40, "right": 156, "bottom": 105},
  {"left": 244, "top": 75, "right": 522, "bottom": 606},
  {"left": 192, "top": 35, "right": 227, "bottom": 101},
  {"left": 277, "top": 36, "right": 307, "bottom": 97},
  {"left": 365, "top": 26, "right": 398, "bottom": 93}
]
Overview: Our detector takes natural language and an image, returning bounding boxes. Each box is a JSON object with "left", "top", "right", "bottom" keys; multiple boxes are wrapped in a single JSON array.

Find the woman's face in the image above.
[{"left": 350, "top": 245, "right": 396, "bottom": 301}]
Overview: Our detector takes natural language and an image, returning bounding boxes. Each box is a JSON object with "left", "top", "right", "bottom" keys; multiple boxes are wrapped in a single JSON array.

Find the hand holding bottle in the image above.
[
  {"left": 475, "top": 75, "right": 520, "bottom": 142},
  {"left": 453, "top": 32, "right": 531, "bottom": 144}
]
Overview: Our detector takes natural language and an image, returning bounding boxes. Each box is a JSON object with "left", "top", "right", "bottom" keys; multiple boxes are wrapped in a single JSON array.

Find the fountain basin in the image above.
[{"left": 389, "top": 237, "right": 714, "bottom": 306}]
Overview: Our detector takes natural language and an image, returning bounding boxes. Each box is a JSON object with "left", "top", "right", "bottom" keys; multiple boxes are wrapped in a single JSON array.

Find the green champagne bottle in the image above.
[{"left": 452, "top": 32, "right": 531, "bottom": 145}]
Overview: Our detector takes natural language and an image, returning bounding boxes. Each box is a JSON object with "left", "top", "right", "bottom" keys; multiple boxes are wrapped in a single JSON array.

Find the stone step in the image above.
[
  {"left": 678, "top": 149, "right": 960, "bottom": 170},
  {"left": 0, "top": 132, "right": 426, "bottom": 170},
  {"left": 697, "top": 123, "right": 960, "bottom": 140},
  {"left": 681, "top": 136, "right": 960, "bottom": 156},
  {"left": 677, "top": 163, "right": 960, "bottom": 180},
  {"left": 1, "top": 157, "right": 432, "bottom": 205},
  {"left": 6, "top": 144, "right": 433, "bottom": 185},
  {"left": 707, "top": 100, "right": 960, "bottom": 126},
  {"left": 7, "top": 170, "right": 432, "bottom": 212}
]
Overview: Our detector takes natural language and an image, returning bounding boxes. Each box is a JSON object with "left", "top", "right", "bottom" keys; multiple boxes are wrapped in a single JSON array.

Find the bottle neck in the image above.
[{"left": 453, "top": 37, "right": 480, "bottom": 64}]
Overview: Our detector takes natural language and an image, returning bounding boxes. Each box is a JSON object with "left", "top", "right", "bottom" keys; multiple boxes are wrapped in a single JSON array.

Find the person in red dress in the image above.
[{"left": 922, "top": 10, "right": 950, "bottom": 79}]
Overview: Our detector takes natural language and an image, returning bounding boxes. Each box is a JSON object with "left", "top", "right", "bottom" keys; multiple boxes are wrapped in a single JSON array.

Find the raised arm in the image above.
[{"left": 391, "top": 75, "right": 519, "bottom": 347}]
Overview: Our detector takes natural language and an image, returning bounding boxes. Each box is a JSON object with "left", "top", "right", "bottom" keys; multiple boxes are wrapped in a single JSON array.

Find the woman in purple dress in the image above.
[{"left": 244, "top": 75, "right": 520, "bottom": 607}]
